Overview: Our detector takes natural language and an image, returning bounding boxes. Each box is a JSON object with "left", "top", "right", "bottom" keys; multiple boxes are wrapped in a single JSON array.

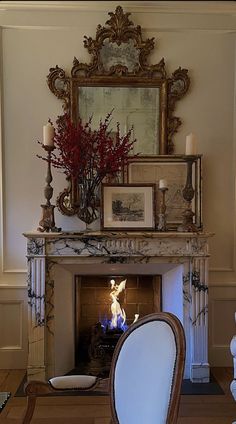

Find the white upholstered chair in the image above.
[
  {"left": 109, "top": 312, "right": 185, "bottom": 424},
  {"left": 23, "top": 312, "right": 185, "bottom": 424}
]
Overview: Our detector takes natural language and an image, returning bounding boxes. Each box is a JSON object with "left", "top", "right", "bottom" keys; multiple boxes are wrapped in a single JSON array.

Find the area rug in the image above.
[
  {"left": 14, "top": 373, "right": 224, "bottom": 397},
  {"left": 181, "top": 374, "right": 224, "bottom": 395},
  {"left": 0, "top": 392, "right": 11, "bottom": 412}
]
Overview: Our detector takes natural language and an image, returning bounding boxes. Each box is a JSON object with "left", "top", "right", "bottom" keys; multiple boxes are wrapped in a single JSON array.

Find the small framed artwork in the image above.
[
  {"left": 126, "top": 155, "right": 202, "bottom": 230},
  {"left": 101, "top": 184, "right": 156, "bottom": 230}
]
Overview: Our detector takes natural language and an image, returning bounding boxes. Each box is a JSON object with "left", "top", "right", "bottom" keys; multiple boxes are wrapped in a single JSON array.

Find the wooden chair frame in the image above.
[{"left": 22, "top": 377, "right": 101, "bottom": 424}]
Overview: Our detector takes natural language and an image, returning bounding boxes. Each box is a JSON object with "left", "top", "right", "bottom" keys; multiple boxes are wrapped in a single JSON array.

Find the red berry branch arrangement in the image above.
[
  {"left": 38, "top": 111, "right": 136, "bottom": 184},
  {"left": 38, "top": 111, "right": 137, "bottom": 224}
]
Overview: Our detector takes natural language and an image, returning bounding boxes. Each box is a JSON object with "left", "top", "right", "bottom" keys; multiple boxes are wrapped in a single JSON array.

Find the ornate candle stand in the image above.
[
  {"left": 38, "top": 145, "right": 61, "bottom": 232},
  {"left": 157, "top": 187, "right": 168, "bottom": 231},
  {"left": 178, "top": 155, "right": 198, "bottom": 232}
]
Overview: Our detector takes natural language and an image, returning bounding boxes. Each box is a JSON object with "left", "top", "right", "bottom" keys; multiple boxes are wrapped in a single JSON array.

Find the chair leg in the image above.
[
  {"left": 22, "top": 396, "right": 36, "bottom": 424},
  {"left": 22, "top": 380, "right": 53, "bottom": 424}
]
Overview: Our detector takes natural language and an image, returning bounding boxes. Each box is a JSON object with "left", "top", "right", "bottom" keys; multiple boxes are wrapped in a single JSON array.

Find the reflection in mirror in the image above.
[
  {"left": 55, "top": 79, "right": 67, "bottom": 91},
  {"left": 78, "top": 86, "right": 160, "bottom": 155},
  {"left": 100, "top": 39, "right": 139, "bottom": 72}
]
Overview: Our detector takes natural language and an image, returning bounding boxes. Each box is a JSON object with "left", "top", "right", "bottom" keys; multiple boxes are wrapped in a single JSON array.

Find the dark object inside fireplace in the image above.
[
  {"left": 77, "top": 322, "right": 124, "bottom": 378},
  {"left": 89, "top": 322, "right": 123, "bottom": 359}
]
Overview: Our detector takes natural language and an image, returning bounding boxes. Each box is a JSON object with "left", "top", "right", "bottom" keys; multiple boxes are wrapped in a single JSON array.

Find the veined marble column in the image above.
[
  {"left": 190, "top": 257, "right": 209, "bottom": 382},
  {"left": 27, "top": 239, "right": 57, "bottom": 381},
  {"left": 27, "top": 256, "right": 46, "bottom": 380}
]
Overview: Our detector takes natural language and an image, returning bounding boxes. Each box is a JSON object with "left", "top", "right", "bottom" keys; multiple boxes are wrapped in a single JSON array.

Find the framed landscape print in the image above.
[
  {"left": 101, "top": 184, "right": 156, "bottom": 230},
  {"left": 126, "top": 155, "right": 202, "bottom": 230}
]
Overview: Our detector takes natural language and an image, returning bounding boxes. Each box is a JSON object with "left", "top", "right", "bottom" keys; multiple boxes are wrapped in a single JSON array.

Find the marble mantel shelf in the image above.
[
  {"left": 24, "top": 230, "right": 213, "bottom": 383},
  {"left": 23, "top": 231, "right": 214, "bottom": 260},
  {"left": 23, "top": 231, "right": 213, "bottom": 238}
]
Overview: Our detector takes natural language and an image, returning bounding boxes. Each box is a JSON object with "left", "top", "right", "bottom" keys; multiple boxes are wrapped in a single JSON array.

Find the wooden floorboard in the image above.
[{"left": 0, "top": 367, "right": 235, "bottom": 423}]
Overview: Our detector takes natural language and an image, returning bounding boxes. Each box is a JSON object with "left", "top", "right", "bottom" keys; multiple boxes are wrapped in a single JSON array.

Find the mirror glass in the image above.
[
  {"left": 78, "top": 86, "right": 160, "bottom": 155},
  {"left": 100, "top": 39, "right": 139, "bottom": 72}
]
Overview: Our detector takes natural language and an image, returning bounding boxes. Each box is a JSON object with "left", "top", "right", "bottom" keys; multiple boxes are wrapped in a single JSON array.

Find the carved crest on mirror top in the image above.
[
  {"left": 47, "top": 5, "right": 190, "bottom": 218},
  {"left": 47, "top": 5, "right": 190, "bottom": 154}
]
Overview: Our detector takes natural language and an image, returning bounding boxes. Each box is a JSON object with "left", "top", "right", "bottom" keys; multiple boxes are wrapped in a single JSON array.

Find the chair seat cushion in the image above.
[{"left": 48, "top": 375, "right": 98, "bottom": 390}]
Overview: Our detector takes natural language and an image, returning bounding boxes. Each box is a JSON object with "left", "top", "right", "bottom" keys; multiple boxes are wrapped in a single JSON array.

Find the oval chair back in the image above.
[{"left": 109, "top": 312, "right": 186, "bottom": 424}]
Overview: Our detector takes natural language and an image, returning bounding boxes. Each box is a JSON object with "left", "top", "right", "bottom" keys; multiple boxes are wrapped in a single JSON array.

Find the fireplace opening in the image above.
[{"left": 74, "top": 274, "right": 162, "bottom": 377}]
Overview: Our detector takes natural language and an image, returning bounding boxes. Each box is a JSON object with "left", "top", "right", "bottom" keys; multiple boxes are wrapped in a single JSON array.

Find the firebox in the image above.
[{"left": 75, "top": 275, "right": 161, "bottom": 376}]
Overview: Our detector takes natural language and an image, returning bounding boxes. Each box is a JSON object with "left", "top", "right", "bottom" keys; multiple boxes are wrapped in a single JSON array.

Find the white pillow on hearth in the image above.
[{"left": 48, "top": 375, "right": 98, "bottom": 390}]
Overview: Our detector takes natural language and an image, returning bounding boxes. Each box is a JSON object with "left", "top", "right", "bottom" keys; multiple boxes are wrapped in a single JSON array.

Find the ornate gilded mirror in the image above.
[
  {"left": 47, "top": 5, "right": 190, "bottom": 156},
  {"left": 47, "top": 5, "right": 190, "bottom": 219}
]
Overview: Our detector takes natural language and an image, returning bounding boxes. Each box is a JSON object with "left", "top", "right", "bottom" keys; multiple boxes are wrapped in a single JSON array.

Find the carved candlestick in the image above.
[
  {"left": 38, "top": 145, "right": 61, "bottom": 232},
  {"left": 157, "top": 187, "right": 168, "bottom": 231},
  {"left": 178, "top": 155, "right": 198, "bottom": 232}
]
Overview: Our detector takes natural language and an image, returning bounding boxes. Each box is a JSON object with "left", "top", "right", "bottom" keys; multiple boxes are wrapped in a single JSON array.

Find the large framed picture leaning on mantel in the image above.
[
  {"left": 125, "top": 155, "right": 202, "bottom": 231},
  {"left": 101, "top": 184, "right": 156, "bottom": 231}
]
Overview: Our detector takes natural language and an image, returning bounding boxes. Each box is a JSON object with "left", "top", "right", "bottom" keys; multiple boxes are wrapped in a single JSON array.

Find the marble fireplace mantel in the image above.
[{"left": 24, "top": 231, "right": 213, "bottom": 383}]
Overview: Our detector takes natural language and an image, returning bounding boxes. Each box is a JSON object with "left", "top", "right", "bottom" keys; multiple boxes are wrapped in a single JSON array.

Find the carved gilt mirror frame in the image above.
[{"left": 47, "top": 5, "right": 190, "bottom": 217}]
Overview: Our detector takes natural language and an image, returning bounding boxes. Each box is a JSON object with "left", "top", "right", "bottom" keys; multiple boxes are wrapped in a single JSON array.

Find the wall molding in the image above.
[
  {"left": 0, "top": 25, "right": 28, "bottom": 275},
  {"left": 3, "top": 269, "right": 27, "bottom": 274},
  {"left": 209, "top": 296, "right": 236, "bottom": 365},
  {"left": 209, "top": 282, "right": 236, "bottom": 288},
  {"left": 1, "top": 26, "right": 236, "bottom": 35},
  {"left": 0, "top": 284, "right": 27, "bottom": 289},
  {"left": 0, "top": 300, "right": 23, "bottom": 350},
  {"left": 1, "top": 2, "right": 236, "bottom": 32},
  {"left": 0, "top": 1, "right": 236, "bottom": 15},
  {"left": 210, "top": 267, "right": 235, "bottom": 272}
]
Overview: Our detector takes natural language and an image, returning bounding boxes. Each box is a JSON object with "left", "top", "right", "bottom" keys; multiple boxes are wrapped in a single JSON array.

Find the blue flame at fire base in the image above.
[{"left": 100, "top": 314, "right": 128, "bottom": 333}]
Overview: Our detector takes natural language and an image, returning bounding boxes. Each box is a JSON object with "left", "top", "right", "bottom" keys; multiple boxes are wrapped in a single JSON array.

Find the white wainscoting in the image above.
[
  {"left": 209, "top": 285, "right": 236, "bottom": 366},
  {"left": 0, "top": 286, "right": 28, "bottom": 368}
]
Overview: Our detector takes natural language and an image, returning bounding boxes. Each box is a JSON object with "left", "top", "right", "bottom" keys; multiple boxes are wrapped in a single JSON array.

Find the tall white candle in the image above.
[
  {"left": 43, "top": 122, "right": 55, "bottom": 146},
  {"left": 159, "top": 179, "right": 168, "bottom": 189},
  {"left": 185, "top": 133, "right": 197, "bottom": 155}
]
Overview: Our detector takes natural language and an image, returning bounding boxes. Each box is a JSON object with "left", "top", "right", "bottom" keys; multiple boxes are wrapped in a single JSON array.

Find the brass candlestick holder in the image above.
[
  {"left": 178, "top": 155, "right": 198, "bottom": 232},
  {"left": 38, "top": 145, "right": 61, "bottom": 232},
  {"left": 157, "top": 187, "right": 168, "bottom": 231}
]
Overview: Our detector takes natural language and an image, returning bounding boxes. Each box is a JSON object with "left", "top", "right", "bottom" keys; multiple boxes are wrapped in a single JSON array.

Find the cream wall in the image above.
[{"left": 0, "top": 1, "right": 235, "bottom": 368}]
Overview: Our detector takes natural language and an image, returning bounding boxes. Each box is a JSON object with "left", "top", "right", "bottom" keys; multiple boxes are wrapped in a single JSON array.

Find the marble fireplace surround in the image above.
[{"left": 24, "top": 231, "right": 213, "bottom": 383}]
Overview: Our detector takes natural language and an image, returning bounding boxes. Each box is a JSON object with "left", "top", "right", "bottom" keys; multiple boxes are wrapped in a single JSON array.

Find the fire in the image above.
[
  {"left": 100, "top": 278, "right": 139, "bottom": 332},
  {"left": 110, "top": 279, "right": 127, "bottom": 330},
  {"left": 108, "top": 278, "right": 139, "bottom": 331}
]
